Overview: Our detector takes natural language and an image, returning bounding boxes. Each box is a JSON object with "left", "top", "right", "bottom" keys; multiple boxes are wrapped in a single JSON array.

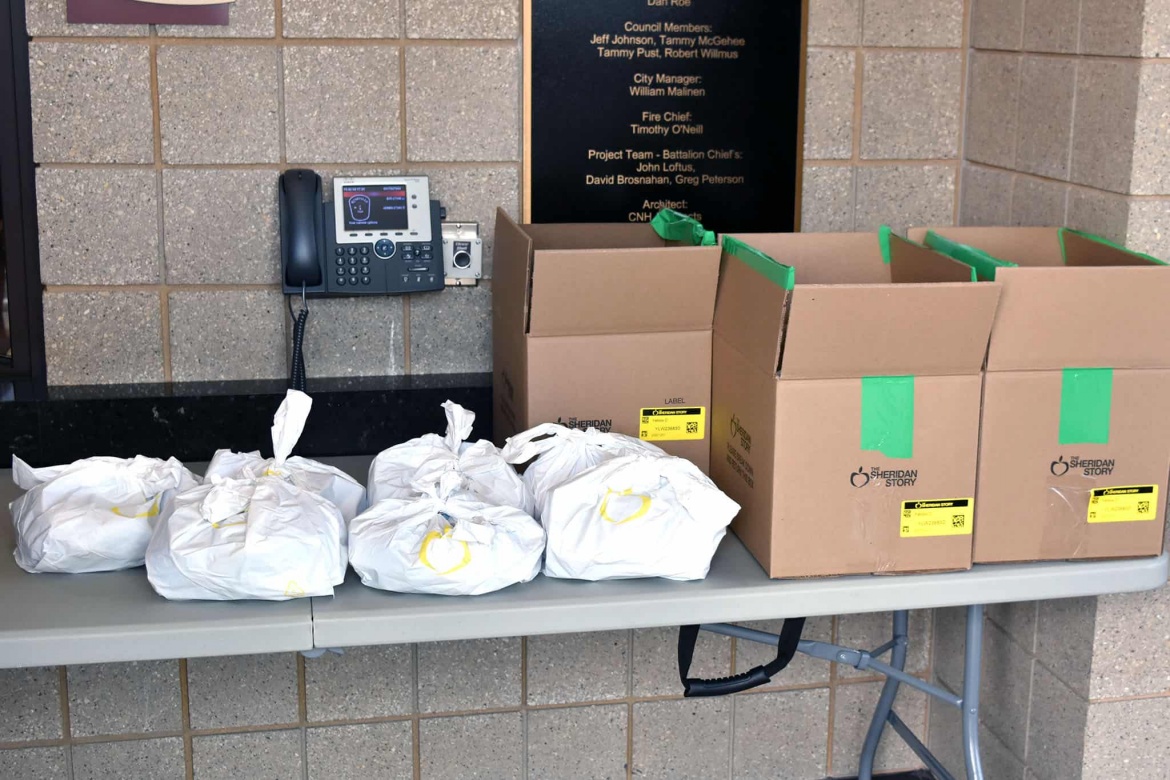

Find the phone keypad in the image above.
[
  {"left": 328, "top": 240, "right": 440, "bottom": 294},
  {"left": 308, "top": 203, "right": 442, "bottom": 295}
]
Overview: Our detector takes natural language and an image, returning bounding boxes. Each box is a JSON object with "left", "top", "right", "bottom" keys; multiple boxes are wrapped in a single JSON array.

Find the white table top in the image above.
[{"left": 1, "top": 458, "right": 1165, "bottom": 667}]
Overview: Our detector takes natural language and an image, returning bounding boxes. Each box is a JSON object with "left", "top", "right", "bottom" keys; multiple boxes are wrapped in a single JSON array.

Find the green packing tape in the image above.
[
  {"left": 1058, "top": 228, "right": 1168, "bottom": 266},
  {"left": 861, "top": 376, "right": 915, "bottom": 459},
  {"left": 924, "top": 230, "right": 1017, "bottom": 281},
  {"left": 721, "top": 235, "right": 795, "bottom": 290},
  {"left": 1059, "top": 368, "right": 1113, "bottom": 445},
  {"left": 651, "top": 208, "right": 716, "bottom": 246},
  {"left": 879, "top": 225, "right": 893, "bottom": 265}
]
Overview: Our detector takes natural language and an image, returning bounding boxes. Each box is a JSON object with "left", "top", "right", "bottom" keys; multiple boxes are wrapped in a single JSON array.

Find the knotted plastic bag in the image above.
[
  {"left": 542, "top": 454, "right": 739, "bottom": 581},
  {"left": 349, "top": 473, "right": 544, "bottom": 596},
  {"left": 368, "top": 401, "right": 533, "bottom": 514},
  {"left": 145, "top": 390, "right": 350, "bottom": 600},
  {"left": 203, "top": 390, "right": 365, "bottom": 521},
  {"left": 10, "top": 455, "right": 200, "bottom": 574},
  {"left": 501, "top": 423, "right": 664, "bottom": 519}
]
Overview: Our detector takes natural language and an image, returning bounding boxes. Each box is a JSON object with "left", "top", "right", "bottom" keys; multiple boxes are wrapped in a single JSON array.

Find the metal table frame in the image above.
[{"left": 704, "top": 606, "right": 985, "bottom": 780}]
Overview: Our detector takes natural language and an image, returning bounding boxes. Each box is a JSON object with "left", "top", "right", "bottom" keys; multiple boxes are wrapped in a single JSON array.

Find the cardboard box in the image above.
[
  {"left": 492, "top": 209, "right": 721, "bottom": 470},
  {"left": 908, "top": 227, "right": 1170, "bottom": 563},
  {"left": 711, "top": 231, "right": 1001, "bottom": 578}
]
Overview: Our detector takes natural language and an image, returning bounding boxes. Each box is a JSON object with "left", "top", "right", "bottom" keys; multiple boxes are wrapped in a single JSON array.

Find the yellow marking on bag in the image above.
[
  {"left": 284, "top": 581, "right": 305, "bottom": 597},
  {"left": 111, "top": 498, "right": 160, "bottom": 519},
  {"left": 419, "top": 526, "right": 473, "bottom": 575},
  {"left": 209, "top": 519, "right": 247, "bottom": 529},
  {"left": 599, "top": 489, "right": 652, "bottom": 525}
]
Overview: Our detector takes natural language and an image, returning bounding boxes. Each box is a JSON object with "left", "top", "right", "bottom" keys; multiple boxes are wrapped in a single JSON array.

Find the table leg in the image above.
[
  {"left": 697, "top": 606, "right": 984, "bottom": 780},
  {"left": 963, "top": 604, "right": 985, "bottom": 780},
  {"left": 857, "top": 609, "right": 909, "bottom": 780}
]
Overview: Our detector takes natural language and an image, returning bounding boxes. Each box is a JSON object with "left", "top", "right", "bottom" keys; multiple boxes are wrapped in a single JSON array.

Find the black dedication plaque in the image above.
[{"left": 527, "top": 0, "right": 805, "bottom": 233}]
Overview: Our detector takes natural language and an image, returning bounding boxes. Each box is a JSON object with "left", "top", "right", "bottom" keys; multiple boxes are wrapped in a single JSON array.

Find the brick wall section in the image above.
[
  {"left": 960, "top": 0, "right": 1170, "bottom": 260},
  {"left": 801, "top": 0, "right": 965, "bottom": 236},
  {"left": 28, "top": 0, "right": 519, "bottom": 386}
]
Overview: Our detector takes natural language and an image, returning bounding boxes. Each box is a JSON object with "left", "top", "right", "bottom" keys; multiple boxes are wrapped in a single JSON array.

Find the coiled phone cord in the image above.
[{"left": 288, "top": 286, "right": 309, "bottom": 393}]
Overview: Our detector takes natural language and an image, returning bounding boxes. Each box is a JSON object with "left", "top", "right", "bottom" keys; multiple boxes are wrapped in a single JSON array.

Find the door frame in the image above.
[{"left": 0, "top": 0, "right": 46, "bottom": 396}]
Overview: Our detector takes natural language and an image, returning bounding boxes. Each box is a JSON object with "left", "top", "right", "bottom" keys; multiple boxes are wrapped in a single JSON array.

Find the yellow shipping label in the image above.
[
  {"left": 1087, "top": 485, "right": 1158, "bottom": 524},
  {"left": 639, "top": 406, "right": 706, "bottom": 442},
  {"left": 900, "top": 498, "right": 974, "bottom": 538}
]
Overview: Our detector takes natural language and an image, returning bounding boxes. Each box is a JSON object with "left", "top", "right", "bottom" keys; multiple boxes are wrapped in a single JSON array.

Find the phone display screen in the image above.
[{"left": 342, "top": 184, "right": 409, "bottom": 231}]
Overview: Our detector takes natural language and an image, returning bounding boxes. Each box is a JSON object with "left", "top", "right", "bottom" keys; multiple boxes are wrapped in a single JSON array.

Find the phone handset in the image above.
[{"left": 279, "top": 169, "right": 324, "bottom": 288}]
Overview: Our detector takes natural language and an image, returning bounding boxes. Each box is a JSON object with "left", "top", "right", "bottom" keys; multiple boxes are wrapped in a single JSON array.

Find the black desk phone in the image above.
[{"left": 279, "top": 169, "right": 445, "bottom": 296}]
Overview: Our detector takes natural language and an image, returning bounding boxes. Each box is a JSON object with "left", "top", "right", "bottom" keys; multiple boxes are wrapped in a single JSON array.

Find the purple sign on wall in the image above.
[{"left": 67, "top": 0, "right": 231, "bottom": 25}]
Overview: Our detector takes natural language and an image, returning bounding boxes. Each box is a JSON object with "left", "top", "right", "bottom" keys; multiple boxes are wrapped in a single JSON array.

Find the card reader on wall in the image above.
[{"left": 279, "top": 169, "right": 446, "bottom": 296}]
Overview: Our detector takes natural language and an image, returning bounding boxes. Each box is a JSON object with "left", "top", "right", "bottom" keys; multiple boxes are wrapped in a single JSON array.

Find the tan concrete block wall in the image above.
[{"left": 949, "top": 2, "right": 1170, "bottom": 778}]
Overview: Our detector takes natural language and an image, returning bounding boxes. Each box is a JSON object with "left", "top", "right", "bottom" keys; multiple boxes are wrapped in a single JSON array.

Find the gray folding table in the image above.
[{"left": 1, "top": 465, "right": 1165, "bottom": 779}]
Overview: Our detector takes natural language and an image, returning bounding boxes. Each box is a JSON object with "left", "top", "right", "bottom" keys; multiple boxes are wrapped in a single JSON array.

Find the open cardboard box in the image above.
[
  {"left": 492, "top": 209, "right": 721, "bottom": 470},
  {"left": 908, "top": 227, "right": 1170, "bottom": 563},
  {"left": 711, "top": 230, "right": 1000, "bottom": 578}
]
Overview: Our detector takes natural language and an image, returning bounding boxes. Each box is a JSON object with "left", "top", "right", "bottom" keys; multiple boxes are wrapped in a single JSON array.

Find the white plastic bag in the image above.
[
  {"left": 501, "top": 423, "right": 665, "bottom": 519},
  {"left": 542, "top": 454, "right": 740, "bottom": 581},
  {"left": 203, "top": 391, "right": 365, "bottom": 521},
  {"left": 146, "top": 476, "right": 346, "bottom": 600},
  {"left": 145, "top": 390, "right": 351, "bottom": 600},
  {"left": 349, "top": 474, "right": 544, "bottom": 596},
  {"left": 368, "top": 401, "right": 533, "bottom": 514},
  {"left": 10, "top": 455, "right": 200, "bottom": 574}
]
